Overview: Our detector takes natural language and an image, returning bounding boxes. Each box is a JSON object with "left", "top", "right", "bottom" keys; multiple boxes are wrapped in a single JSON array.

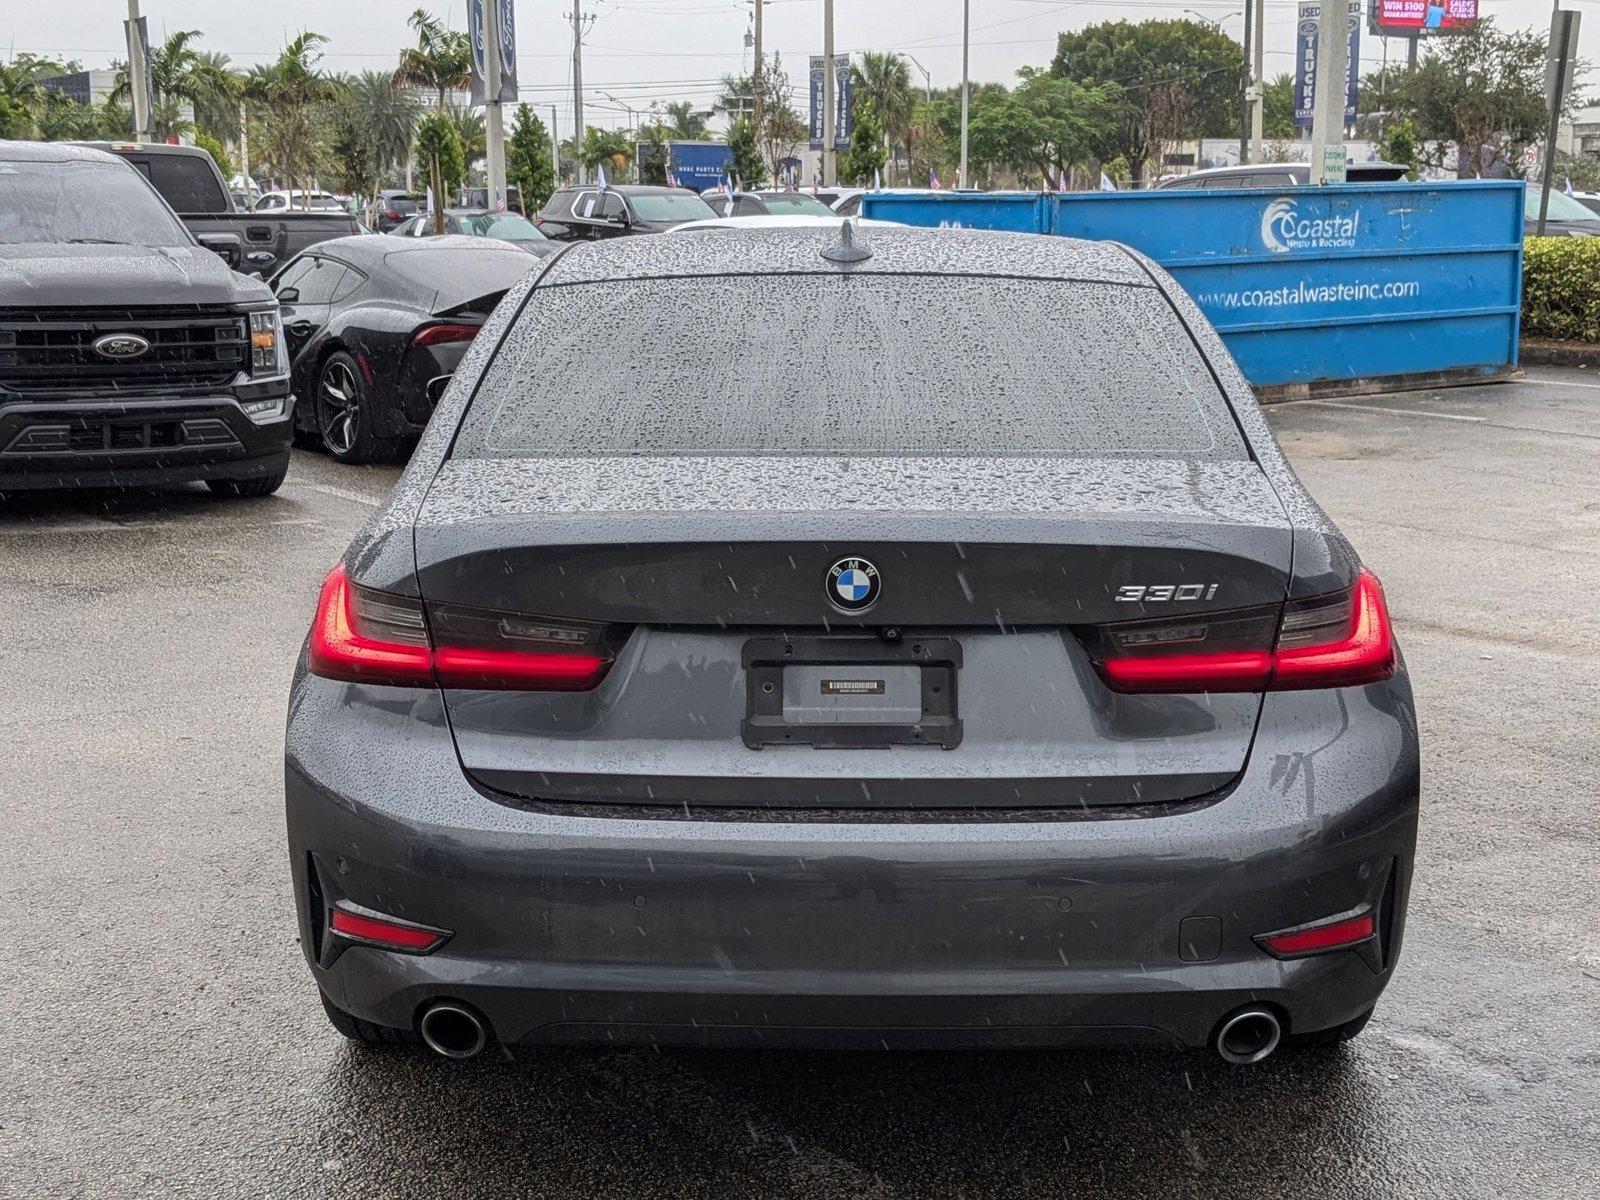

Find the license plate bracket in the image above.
[{"left": 742, "top": 636, "right": 962, "bottom": 750}]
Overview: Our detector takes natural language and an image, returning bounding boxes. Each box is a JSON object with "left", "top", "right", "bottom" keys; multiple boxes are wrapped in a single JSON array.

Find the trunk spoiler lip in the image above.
[{"left": 431, "top": 287, "right": 511, "bottom": 319}]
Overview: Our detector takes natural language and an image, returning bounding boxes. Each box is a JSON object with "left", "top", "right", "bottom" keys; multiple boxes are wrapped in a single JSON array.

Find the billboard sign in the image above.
[
  {"left": 1294, "top": 1, "right": 1361, "bottom": 129},
  {"left": 1369, "top": 0, "right": 1478, "bottom": 35}
]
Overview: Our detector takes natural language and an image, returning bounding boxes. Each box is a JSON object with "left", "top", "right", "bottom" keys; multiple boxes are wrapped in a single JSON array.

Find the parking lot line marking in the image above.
[
  {"left": 0, "top": 516, "right": 322, "bottom": 536},
  {"left": 284, "top": 482, "right": 381, "bottom": 507},
  {"left": 1293, "top": 400, "right": 1485, "bottom": 422},
  {"left": 1517, "top": 376, "right": 1600, "bottom": 391}
]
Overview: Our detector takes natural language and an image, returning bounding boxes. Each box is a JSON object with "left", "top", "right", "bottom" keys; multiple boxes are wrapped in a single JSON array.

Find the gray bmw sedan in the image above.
[{"left": 285, "top": 226, "right": 1418, "bottom": 1065}]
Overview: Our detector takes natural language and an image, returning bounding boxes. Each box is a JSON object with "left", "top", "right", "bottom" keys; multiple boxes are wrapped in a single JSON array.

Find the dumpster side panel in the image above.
[{"left": 863, "top": 183, "right": 1524, "bottom": 390}]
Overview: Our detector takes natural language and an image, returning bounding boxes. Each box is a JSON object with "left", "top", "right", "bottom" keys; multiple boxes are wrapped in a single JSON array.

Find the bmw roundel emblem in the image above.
[{"left": 827, "top": 556, "right": 881, "bottom": 613}]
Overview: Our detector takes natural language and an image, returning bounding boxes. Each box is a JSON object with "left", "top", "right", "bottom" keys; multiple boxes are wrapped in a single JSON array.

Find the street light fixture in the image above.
[
  {"left": 903, "top": 53, "right": 932, "bottom": 102},
  {"left": 1183, "top": 9, "right": 1237, "bottom": 30},
  {"left": 601, "top": 91, "right": 640, "bottom": 181}
]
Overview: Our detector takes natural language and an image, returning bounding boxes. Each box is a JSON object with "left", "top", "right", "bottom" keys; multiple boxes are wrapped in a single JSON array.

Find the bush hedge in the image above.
[{"left": 1522, "top": 236, "right": 1600, "bottom": 342}]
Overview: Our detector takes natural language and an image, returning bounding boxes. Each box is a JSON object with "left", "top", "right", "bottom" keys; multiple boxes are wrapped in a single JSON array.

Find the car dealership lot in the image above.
[{"left": 2, "top": 374, "right": 1597, "bottom": 1199}]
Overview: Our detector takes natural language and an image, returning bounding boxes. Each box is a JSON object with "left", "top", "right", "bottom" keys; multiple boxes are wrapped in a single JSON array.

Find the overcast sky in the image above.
[{"left": 4, "top": 0, "right": 1586, "bottom": 135}]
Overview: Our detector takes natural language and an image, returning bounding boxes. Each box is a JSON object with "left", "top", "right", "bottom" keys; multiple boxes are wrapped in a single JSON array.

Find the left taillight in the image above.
[
  {"left": 408, "top": 323, "right": 479, "bottom": 349},
  {"left": 1082, "top": 568, "right": 1395, "bottom": 694},
  {"left": 307, "top": 564, "right": 616, "bottom": 691}
]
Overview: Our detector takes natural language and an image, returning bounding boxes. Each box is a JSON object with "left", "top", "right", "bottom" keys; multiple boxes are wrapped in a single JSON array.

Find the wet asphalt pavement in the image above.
[{"left": 2, "top": 371, "right": 1597, "bottom": 1198}]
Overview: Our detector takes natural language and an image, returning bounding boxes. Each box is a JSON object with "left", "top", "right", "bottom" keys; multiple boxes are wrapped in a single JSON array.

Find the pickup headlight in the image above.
[{"left": 249, "top": 308, "right": 288, "bottom": 378}]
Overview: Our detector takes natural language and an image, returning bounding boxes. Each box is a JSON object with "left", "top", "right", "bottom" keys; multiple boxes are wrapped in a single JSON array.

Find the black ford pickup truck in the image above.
[
  {"left": 0, "top": 140, "right": 293, "bottom": 496},
  {"left": 77, "top": 142, "right": 359, "bottom": 277}
]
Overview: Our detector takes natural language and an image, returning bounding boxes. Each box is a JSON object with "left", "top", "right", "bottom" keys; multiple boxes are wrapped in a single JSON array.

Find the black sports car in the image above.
[{"left": 271, "top": 235, "right": 540, "bottom": 463}]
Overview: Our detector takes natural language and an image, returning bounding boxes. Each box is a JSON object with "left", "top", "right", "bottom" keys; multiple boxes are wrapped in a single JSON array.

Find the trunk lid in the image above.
[{"left": 413, "top": 454, "right": 1292, "bottom": 812}]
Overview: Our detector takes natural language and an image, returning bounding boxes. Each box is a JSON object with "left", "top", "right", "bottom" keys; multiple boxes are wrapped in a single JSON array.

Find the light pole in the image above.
[
  {"left": 601, "top": 92, "right": 639, "bottom": 180},
  {"left": 958, "top": 0, "right": 969, "bottom": 189},
  {"left": 1184, "top": 10, "right": 1248, "bottom": 165},
  {"left": 484, "top": 0, "right": 507, "bottom": 211},
  {"left": 125, "top": 0, "right": 150, "bottom": 139},
  {"left": 822, "top": 0, "right": 835, "bottom": 185},
  {"left": 571, "top": 2, "right": 586, "bottom": 183},
  {"left": 903, "top": 53, "right": 932, "bottom": 102},
  {"left": 1250, "top": 0, "right": 1265, "bottom": 163}
]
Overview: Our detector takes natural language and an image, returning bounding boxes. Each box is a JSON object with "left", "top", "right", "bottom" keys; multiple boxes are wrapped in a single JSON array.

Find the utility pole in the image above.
[
  {"left": 1250, "top": 0, "right": 1265, "bottom": 161},
  {"left": 959, "top": 0, "right": 970, "bottom": 188},
  {"left": 822, "top": 0, "right": 835, "bottom": 185},
  {"left": 1309, "top": 0, "right": 1350, "bottom": 184},
  {"left": 571, "top": 1, "right": 586, "bottom": 183},
  {"left": 1538, "top": 8, "right": 1581, "bottom": 236},
  {"left": 752, "top": 0, "right": 763, "bottom": 134},
  {"left": 549, "top": 103, "right": 561, "bottom": 187},
  {"left": 237, "top": 99, "right": 249, "bottom": 189},
  {"left": 125, "top": 0, "right": 149, "bottom": 139},
  {"left": 484, "top": 0, "right": 508, "bottom": 210},
  {"left": 1239, "top": 0, "right": 1252, "bottom": 164}
]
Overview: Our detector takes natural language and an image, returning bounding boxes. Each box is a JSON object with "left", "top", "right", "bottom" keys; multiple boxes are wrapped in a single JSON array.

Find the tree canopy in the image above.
[
  {"left": 508, "top": 104, "right": 556, "bottom": 209},
  {"left": 1051, "top": 19, "right": 1243, "bottom": 180},
  {"left": 1387, "top": 18, "right": 1551, "bottom": 178},
  {"left": 393, "top": 8, "right": 472, "bottom": 109}
]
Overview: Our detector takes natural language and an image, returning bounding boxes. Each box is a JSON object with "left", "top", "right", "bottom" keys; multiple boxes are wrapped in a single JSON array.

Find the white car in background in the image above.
[
  {"left": 830, "top": 187, "right": 965, "bottom": 217},
  {"left": 254, "top": 189, "right": 346, "bottom": 213},
  {"left": 667, "top": 214, "right": 901, "bottom": 233}
]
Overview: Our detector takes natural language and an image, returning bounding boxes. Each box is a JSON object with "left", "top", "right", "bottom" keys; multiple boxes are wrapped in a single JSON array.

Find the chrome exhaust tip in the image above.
[
  {"left": 1214, "top": 1007, "right": 1282, "bottom": 1065},
  {"left": 418, "top": 1002, "right": 488, "bottom": 1060}
]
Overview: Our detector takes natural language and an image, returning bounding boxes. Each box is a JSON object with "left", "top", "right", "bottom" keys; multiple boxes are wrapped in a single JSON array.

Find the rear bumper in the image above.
[
  {"left": 0, "top": 388, "right": 292, "bottom": 491},
  {"left": 285, "top": 670, "right": 1420, "bottom": 1052}
]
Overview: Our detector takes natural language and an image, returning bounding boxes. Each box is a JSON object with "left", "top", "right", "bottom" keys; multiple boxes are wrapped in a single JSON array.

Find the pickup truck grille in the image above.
[{"left": 0, "top": 308, "right": 248, "bottom": 393}]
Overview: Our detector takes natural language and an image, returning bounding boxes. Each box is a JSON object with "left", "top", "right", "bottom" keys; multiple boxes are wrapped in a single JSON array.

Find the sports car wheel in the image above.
[{"left": 316, "top": 351, "right": 400, "bottom": 464}]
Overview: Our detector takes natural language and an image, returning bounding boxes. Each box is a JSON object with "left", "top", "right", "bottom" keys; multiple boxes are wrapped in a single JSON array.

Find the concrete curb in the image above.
[
  {"left": 1254, "top": 366, "right": 1523, "bottom": 404},
  {"left": 1519, "top": 339, "right": 1600, "bottom": 368}
]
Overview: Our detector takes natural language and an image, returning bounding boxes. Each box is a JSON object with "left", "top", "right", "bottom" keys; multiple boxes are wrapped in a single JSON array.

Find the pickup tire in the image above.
[
  {"left": 207, "top": 469, "right": 287, "bottom": 498},
  {"left": 315, "top": 350, "right": 402, "bottom": 464}
]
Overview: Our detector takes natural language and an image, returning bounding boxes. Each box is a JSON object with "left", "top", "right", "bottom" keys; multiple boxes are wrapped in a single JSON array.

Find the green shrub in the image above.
[{"left": 1522, "top": 236, "right": 1600, "bottom": 341}]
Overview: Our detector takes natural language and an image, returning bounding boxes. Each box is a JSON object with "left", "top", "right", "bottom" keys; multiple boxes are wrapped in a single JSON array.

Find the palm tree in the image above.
[
  {"left": 112, "top": 30, "right": 235, "bottom": 140},
  {"left": 446, "top": 107, "right": 486, "bottom": 173},
  {"left": 348, "top": 71, "right": 420, "bottom": 181},
  {"left": 393, "top": 8, "right": 472, "bottom": 110},
  {"left": 191, "top": 50, "right": 242, "bottom": 142},
  {"left": 0, "top": 53, "right": 71, "bottom": 137},
  {"left": 244, "top": 33, "right": 342, "bottom": 207},
  {"left": 851, "top": 52, "right": 915, "bottom": 183},
  {"left": 662, "top": 100, "right": 709, "bottom": 141}
]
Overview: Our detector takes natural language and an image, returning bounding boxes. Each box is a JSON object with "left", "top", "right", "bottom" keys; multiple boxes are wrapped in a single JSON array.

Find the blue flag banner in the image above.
[
  {"left": 1294, "top": 1, "right": 1362, "bottom": 128},
  {"left": 809, "top": 54, "right": 853, "bottom": 150}
]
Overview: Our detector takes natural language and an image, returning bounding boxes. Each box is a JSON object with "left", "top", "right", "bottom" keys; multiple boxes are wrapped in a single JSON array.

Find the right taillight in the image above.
[
  {"left": 307, "top": 564, "right": 616, "bottom": 691},
  {"left": 408, "top": 323, "right": 480, "bottom": 349},
  {"left": 1270, "top": 569, "right": 1395, "bottom": 689},
  {"left": 1084, "top": 568, "right": 1395, "bottom": 694}
]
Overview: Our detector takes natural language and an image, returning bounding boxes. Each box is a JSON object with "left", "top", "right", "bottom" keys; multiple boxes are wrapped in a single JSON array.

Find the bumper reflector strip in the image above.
[
  {"left": 1256, "top": 912, "right": 1376, "bottom": 958},
  {"left": 329, "top": 906, "right": 450, "bottom": 953}
]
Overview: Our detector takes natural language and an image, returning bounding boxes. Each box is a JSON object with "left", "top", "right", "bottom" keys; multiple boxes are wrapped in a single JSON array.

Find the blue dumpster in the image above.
[{"left": 862, "top": 182, "right": 1524, "bottom": 395}]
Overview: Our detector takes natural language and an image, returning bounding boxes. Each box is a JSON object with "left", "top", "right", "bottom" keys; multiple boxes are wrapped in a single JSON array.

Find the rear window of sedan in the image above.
[
  {"left": 452, "top": 274, "right": 1247, "bottom": 459},
  {"left": 629, "top": 193, "right": 718, "bottom": 223}
]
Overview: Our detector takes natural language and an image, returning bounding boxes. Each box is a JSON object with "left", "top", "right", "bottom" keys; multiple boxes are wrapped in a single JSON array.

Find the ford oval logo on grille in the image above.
[{"left": 92, "top": 333, "right": 151, "bottom": 360}]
